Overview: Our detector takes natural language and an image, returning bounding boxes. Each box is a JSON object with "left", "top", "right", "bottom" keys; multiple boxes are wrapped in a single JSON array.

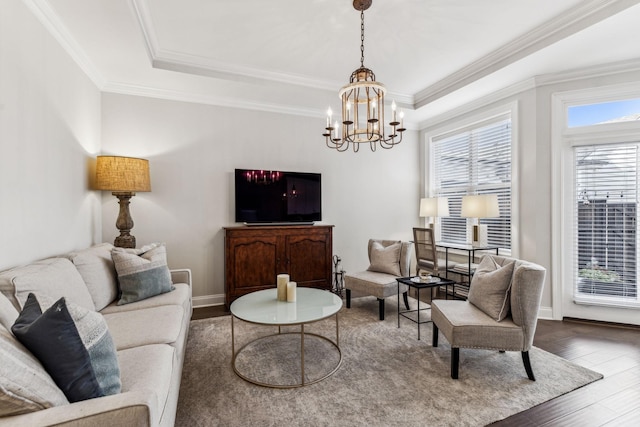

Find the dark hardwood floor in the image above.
[{"left": 192, "top": 301, "right": 640, "bottom": 426}]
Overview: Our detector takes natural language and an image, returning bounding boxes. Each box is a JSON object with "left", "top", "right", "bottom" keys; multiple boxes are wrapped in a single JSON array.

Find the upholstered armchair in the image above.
[
  {"left": 431, "top": 255, "right": 546, "bottom": 380},
  {"left": 344, "top": 239, "right": 413, "bottom": 320}
]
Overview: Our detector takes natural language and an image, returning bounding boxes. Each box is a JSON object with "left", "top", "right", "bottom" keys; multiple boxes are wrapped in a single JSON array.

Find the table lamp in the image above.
[
  {"left": 419, "top": 197, "right": 449, "bottom": 241},
  {"left": 95, "top": 155, "right": 151, "bottom": 248},
  {"left": 461, "top": 194, "right": 499, "bottom": 246}
]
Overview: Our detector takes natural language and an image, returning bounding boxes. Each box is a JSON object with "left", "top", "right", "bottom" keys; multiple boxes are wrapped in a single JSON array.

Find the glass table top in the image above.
[{"left": 230, "top": 288, "right": 343, "bottom": 325}]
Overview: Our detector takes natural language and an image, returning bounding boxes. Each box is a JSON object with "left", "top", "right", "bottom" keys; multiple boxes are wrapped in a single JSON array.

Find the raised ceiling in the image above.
[{"left": 31, "top": 0, "right": 640, "bottom": 126}]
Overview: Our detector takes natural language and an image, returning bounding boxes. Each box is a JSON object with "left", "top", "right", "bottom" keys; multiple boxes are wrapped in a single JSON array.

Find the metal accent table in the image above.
[
  {"left": 435, "top": 242, "right": 500, "bottom": 299},
  {"left": 396, "top": 276, "right": 455, "bottom": 340},
  {"left": 230, "top": 287, "right": 342, "bottom": 388}
]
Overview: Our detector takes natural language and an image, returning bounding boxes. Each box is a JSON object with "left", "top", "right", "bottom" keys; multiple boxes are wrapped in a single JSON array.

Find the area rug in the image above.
[{"left": 176, "top": 295, "right": 602, "bottom": 427}]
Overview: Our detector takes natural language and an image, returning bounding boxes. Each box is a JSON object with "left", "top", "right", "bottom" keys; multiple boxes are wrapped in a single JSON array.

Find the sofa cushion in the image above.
[
  {"left": 11, "top": 294, "right": 121, "bottom": 403},
  {"left": 367, "top": 241, "right": 402, "bottom": 276},
  {"left": 104, "top": 305, "right": 185, "bottom": 350},
  {"left": 344, "top": 270, "right": 409, "bottom": 300},
  {"left": 468, "top": 255, "right": 515, "bottom": 321},
  {"left": 431, "top": 300, "right": 524, "bottom": 351},
  {"left": 0, "top": 323, "right": 69, "bottom": 416},
  {"left": 117, "top": 344, "right": 174, "bottom": 421},
  {"left": 67, "top": 243, "right": 119, "bottom": 311},
  {"left": 112, "top": 243, "right": 174, "bottom": 305},
  {"left": 101, "top": 282, "right": 191, "bottom": 315},
  {"left": 0, "top": 257, "right": 95, "bottom": 312}
]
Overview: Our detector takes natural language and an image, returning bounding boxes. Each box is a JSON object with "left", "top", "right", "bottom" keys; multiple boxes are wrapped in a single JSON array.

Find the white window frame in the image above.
[
  {"left": 424, "top": 101, "right": 519, "bottom": 256},
  {"left": 552, "top": 82, "right": 640, "bottom": 323}
]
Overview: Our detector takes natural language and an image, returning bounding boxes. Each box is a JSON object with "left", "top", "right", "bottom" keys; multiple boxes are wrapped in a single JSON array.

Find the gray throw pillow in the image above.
[
  {"left": 112, "top": 243, "right": 174, "bottom": 305},
  {"left": 11, "top": 293, "right": 121, "bottom": 403},
  {"left": 468, "top": 256, "right": 515, "bottom": 321},
  {"left": 367, "top": 241, "right": 402, "bottom": 276}
]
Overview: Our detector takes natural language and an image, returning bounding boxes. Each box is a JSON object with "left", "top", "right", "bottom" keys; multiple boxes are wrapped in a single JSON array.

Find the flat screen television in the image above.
[{"left": 234, "top": 169, "right": 322, "bottom": 224}]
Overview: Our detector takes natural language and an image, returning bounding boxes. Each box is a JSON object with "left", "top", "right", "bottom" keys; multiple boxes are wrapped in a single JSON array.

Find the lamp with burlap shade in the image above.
[{"left": 95, "top": 156, "right": 151, "bottom": 248}]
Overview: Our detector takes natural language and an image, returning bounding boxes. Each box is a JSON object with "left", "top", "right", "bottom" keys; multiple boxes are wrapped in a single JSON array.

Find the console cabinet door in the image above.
[
  {"left": 286, "top": 231, "right": 332, "bottom": 288},
  {"left": 228, "top": 235, "right": 279, "bottom": 290}
]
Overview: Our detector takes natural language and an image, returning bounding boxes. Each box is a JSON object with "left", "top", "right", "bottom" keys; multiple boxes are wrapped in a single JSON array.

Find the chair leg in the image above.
[
  {"left": 432, "top": 323, "right": 439, "bottom": 347},
  {"left": 377, "top": 298, "right": 385, "bottom": 320},
  {"left": 346, "top": 289, "right": 351, "bottom": 308},
  {"left": 402, "top": 291, "right": 410, "bottom": 310},
  {"left": 522, "top": 351, "right": 535, "bottom": 381},
  {"left": 451, "top": 348, "right": 459, "bottom": 379}
]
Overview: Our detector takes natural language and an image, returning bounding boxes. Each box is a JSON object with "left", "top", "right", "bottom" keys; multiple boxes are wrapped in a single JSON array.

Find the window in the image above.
[
  {"left": 574, "top": 144, "right": 638, "bottom": 304},
  {"left": 568, "top": 98, "right": 640, "bottom": 128},
  {"left": 431, "top": 114, "right": 512, "bottom": 249}
]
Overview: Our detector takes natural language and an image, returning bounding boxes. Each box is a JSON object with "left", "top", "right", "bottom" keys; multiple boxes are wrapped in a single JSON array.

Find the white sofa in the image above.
[{"left": 0, "top": 243, "right": 192, "bottom": 426}]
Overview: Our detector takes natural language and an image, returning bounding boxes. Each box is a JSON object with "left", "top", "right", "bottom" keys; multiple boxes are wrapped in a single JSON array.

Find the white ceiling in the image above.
[{"left": 32, "top": 0, "right": 640, "bottom": 126}]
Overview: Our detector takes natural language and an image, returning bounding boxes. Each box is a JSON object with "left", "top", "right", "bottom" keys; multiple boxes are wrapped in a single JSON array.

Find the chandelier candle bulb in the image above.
[
  {"left": 277, "top": 274, "right": 289, "bottom": 301},
  {"left": 287, "top": 281, "right": 297, "bottom": 302}
]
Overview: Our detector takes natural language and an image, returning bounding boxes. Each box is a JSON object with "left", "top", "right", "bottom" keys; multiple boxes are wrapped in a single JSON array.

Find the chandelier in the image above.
[{"left": 323, "top": 0, "right": 405, "bottom": 152}]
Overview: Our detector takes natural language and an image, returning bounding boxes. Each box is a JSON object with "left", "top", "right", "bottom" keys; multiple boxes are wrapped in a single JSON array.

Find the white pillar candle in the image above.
[
  {"left": 287, "top": 281, "right": 297, "bottom": 302},
  {"left": 277, "top": 274, "right": 289, "bottom": 301}
]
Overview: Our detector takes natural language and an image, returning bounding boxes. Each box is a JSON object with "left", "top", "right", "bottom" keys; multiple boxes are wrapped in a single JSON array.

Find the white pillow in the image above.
[
  {"left": 367, "top": 241, "right": 402, "bottom": 276},
  {"left": 468, "top": 255, "right": 515, "bottom": 321}
]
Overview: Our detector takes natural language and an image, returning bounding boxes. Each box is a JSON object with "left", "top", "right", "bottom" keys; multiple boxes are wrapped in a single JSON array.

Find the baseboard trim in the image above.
[
  {"left": 538, "top": 306, "right": 553, "bottom": 320},
  {"left": 193, "top": 294, "right": 225, "bottom": 308}
]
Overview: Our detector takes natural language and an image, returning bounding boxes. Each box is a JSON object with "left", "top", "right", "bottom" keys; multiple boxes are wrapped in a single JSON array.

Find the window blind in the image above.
[
  {"left": 432, "top": 115, "right": 512, "bottom": 249},
  {"left": 574, "top": 144, "right": 638, "bottom": 306}
]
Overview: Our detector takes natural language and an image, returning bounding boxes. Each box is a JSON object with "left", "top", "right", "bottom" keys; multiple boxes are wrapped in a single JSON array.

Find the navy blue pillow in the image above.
[{"left": 12, "top": 294, "right": 103, "bottom": 403}]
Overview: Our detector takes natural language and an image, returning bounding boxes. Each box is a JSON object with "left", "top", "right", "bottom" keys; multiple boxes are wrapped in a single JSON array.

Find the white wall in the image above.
[
  {"left": 0, "top": 0, "right": 102, "bottom": 270},
  {"left": 101, "top": 93, "right": 420, "bottom": 304}
]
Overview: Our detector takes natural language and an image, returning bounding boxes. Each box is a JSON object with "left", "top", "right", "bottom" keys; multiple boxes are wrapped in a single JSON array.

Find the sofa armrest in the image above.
[
  {"left": 170, "top": 268, "right": 192, "bottom": 287},
  {"left": 0, "top": 391, "right": 158, "bottom": 427}
]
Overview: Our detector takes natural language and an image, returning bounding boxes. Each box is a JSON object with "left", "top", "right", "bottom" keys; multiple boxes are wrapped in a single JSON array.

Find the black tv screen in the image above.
[{"left": 234, "top": 169, "right": 322, "bottom": 224}]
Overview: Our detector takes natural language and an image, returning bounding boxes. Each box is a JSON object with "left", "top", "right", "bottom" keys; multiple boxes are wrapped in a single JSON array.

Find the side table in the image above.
[{"left": 396, "top": 276, "right": 455, "bottom": 340}]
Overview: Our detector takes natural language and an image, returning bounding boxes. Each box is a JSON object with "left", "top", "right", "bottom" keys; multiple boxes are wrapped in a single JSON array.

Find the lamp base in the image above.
[
  {"left": 471, "top": 224, "right": 488, "bottom": 247},
  {"left": 114, "top": 234, "right": 136, "bottom": 249},
  {"left": 113, "top": 192, "right": 137, "bottom": 249}
]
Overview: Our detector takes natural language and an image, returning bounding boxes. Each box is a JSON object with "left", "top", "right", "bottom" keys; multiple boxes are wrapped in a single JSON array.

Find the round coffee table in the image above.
[{"left": 230, "top": 287, "right": 343, "bottom": 388}]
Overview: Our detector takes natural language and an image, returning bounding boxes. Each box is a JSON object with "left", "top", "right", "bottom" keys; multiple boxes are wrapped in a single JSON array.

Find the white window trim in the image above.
[
  {"left": 424, "top": 101, "right": 519, "bottom": 257},
  {"left": 551, "top": 82, "right": 640, "bottom": 322}
]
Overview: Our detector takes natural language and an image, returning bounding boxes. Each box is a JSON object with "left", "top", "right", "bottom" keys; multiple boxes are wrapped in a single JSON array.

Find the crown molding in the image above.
[
  {"left": 24, "top": 0, "right": 105, "bottom": 89},
  {"left": 102, "top": 81, "right": 326, "bottom": 118},
  {"left": 418, "top": 79, "right": 536, "bottom": 130},
  {"left": 130, "top": 0, "right": 338, "bottom": 91},
  {"left": 130, "top": 0, "right": 414, "bottom": 106},
  {"left": 101, "top": 80, "right": 418, "bottom": 130},
  {"left": 534, "top": 57, "right": 640, "bottom": 87},
  {"left": 418, "top": 57, "right": 640, "bottom": 130},
  {"left": 414, "top": 0, "right": 640, "bottom": 109}
]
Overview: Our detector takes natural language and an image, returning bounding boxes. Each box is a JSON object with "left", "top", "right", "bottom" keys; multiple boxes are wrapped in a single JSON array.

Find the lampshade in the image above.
[
  {"left": 95, "top": 156, "right": 151, "bottom": 192},
  {"left": 461, "top": 194, "right": 499, "bottom": 218},
  {"left": 419, "top": 197, "right": 450, "bottom": 217}
]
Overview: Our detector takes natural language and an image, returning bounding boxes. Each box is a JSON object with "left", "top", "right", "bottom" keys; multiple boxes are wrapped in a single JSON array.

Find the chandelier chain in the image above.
[{"left": 360, "top": 9, "right": 365, "bottom": 67}]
